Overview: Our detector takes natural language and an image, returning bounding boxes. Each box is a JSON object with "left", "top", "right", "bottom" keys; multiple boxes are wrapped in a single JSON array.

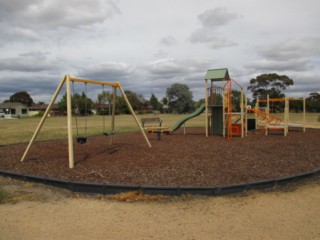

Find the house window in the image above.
[
  {"left": 22, "top": 109, "right": 27, "bottom": 114},
  {"left": 11, "top": 109, "right": 16, "bottom": 115}
]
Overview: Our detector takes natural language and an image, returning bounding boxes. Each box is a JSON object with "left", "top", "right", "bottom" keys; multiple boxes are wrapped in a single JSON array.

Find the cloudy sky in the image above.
[{"left": 0, "top": 0, "right": 319, "bottom": 103}]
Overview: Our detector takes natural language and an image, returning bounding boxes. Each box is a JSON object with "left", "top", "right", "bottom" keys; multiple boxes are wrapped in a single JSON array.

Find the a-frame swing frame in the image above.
[{"left": 21, "top": 74, "right": 151, "bottom": 168}]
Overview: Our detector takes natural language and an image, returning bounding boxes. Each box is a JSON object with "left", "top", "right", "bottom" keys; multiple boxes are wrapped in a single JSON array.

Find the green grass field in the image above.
[
  {"left": 0, "top": 113, "right": 205, "bottom": 145},
  {"left": 0, "top": 112, "right": 319, "bottom": 145}
]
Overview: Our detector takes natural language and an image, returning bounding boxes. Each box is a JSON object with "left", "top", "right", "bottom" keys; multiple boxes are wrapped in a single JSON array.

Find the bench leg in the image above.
[{"left": 157, "top": 132, "right": 161, "bottom": 140}]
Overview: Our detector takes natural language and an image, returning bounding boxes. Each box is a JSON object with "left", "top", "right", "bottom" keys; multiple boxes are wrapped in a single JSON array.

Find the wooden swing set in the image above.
[{"left": 21, "top": 75, "right": 151, "bottom": 169}]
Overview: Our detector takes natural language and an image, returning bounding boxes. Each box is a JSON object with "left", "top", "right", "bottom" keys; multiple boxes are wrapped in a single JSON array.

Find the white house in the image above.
[{"left": 0, "top": 102, "right": 29, "bottom": 118}]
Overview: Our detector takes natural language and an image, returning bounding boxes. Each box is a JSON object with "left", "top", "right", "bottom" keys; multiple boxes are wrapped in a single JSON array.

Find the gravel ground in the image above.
[{"left": 0, "top": 128, "right": 319, "bottom": 186}]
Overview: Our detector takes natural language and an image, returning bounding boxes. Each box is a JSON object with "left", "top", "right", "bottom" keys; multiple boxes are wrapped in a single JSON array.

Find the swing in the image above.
[
  {"left": 101, "top": 84, "right": 115, "bottom": 137},
  {"left": 72, "top": 82, "right": 88, "bottom": 144}
]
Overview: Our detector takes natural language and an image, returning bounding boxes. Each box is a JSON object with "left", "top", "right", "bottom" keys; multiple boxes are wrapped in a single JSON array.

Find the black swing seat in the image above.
[
  {"left": 76, "top": 136, "right": 87, "bottom": 144},
  {"left": 103, "top": 131, "right": 115, "bottom": 136}
]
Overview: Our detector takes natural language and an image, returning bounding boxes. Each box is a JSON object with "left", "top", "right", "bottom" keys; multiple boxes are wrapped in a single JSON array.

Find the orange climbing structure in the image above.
[{"left": 205, "top": 68, "right": 247, "bottom": 139}]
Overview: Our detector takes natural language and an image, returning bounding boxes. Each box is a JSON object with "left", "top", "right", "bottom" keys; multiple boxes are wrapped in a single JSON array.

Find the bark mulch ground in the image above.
[{"left": 0, "top": 128, "right": 319, "bottom": 187}]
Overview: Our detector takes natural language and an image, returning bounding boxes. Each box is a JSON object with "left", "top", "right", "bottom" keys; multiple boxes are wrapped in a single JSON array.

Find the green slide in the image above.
[{"left": 171, "top": 103, "right": 206, "bottom": 132}]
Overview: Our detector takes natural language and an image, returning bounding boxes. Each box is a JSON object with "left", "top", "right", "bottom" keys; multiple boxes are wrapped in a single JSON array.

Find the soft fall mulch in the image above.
[{"left": 0, "top": 128, "right": 319, "bottom": 187}]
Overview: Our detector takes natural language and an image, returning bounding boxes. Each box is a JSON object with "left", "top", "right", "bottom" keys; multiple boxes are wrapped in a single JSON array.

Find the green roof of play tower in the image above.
[{"left": 204, "top": 68, "right": 230, "bottom": 81}]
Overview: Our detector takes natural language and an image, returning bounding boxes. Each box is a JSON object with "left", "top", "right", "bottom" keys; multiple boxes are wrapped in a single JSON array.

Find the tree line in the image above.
[{"left": 3, "top": 73, "right": 320, "bottom": 114}]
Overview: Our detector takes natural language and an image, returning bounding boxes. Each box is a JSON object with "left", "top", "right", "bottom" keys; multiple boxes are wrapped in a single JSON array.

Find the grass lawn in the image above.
[
  {"left": 0, "top": 112, "right": 319, "bottom": 145},
  {"left": 0, "top": 113, "right": 206, "bottom": 145}
]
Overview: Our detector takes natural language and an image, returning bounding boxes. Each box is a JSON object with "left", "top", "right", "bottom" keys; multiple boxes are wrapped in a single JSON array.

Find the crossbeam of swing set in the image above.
[
  {"left": 69, "top": 77, "right": 120, "bottom": 88},
  {"left": 21, "top": 74, "right": 152, "bottom": 169}
]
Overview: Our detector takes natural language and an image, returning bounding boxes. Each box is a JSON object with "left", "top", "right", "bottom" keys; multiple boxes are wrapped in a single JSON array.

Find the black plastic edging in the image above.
[{"left": 0, "top": 168, "right": 319, "bottom": 196}]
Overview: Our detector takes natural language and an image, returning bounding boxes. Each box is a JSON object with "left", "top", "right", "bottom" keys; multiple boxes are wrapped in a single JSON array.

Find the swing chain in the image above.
[{"left": 72, "top": 81, "right": 88, "bottom": 144}]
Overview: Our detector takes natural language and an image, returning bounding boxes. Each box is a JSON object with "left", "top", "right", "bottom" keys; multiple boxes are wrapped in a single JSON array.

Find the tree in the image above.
[
  {"left": 247, "top": 73, "right": 294, "bottom": 99},
  {"left": 150, "top": 93, "right": 160, "bottom": 111},
  {"left": 117, "top": 90, "right": 145, "bottom": 114},
  {"left": 57, "top": 93, "right": 68, "bottom": 112},
  {"left": 74, "top": 92, "right": 93, "bottom": 115},
  {"left": 8, "top": 91, "right": 34, "bottom": 106},
  {"left": 306, "top": 92, "right": 320, "bottom": 112},
  {"left": 162, "top": 97, "right": 168, "bottom": 105},
  {"left": 58, "top": 92, "right": 93, "bottom": 115},
  {"left": 231, "top": 90, "right": 242, "bottom": 112},
  {"left": 166, "top": 83, "right": 195, "bottom": 113},
  {"left": 97, "top": 90, "right": 112, "bottom": 104}
]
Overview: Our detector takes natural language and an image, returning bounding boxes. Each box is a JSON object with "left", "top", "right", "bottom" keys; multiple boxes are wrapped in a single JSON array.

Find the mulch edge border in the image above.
[{"left": 1, "top": 168, "right": 319, "bottom": 196}]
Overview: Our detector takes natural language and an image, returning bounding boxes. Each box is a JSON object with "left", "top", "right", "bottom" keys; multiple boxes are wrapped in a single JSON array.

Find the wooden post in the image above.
[
  {"left": 255, "top": 97, "right": 259, "bottom": 131},
  {"left": 284, "top": 97, "right": 289, "bottom": 136},
  {"left": 66, "top": 75, "right": 75, "bottom": 168},
  {"left": 222, "top": 85, "right": 226, "bottom": 138},
  {"left": 245, "top": 95, "right": 248, "bottom": 136},
  {"left": 205, "top": 79, "right": 208, "bottom": 137},
  {"left": 265, "top": 95, "right": 269, "bottom": 136},
  {"left": 303, "top": 98, "right": 306, "bottom": 132},
  {"left": 118, "top": 83, "right": 151, "bottom": 148},
  {"left": 240, "top": 89, "right": 244, "bottom": 138},
  {"left": 21, "top": 75, "right": 67, "bottom": 162}
]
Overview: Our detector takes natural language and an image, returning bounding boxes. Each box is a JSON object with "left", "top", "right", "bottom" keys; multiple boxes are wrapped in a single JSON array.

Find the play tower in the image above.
[{"left": 204, "top": 68, "right": 247, "bottom": 138}]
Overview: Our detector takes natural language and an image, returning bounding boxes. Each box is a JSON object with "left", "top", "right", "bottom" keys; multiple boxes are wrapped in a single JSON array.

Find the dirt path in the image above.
[{"left": 0, "top": 177, "right": 319, "bottom": 240}]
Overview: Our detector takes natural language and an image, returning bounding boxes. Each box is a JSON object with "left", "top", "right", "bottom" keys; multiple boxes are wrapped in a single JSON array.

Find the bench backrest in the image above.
[{"left": 141, "top": 117, "right": 162, "bottom": 127}]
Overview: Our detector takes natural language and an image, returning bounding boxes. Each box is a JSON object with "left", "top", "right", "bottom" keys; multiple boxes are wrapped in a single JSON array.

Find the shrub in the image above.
[{"left": 0, "top": 189, "right": 10, "bottom": 204}]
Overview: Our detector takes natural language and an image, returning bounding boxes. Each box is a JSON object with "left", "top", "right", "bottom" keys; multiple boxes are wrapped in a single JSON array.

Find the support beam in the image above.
[
  {"left": 66, "top": 75, "right": 74, "bottom": 168},
  {"left": 255, "top": 97, "right": 259, "bottom": 130},
  {"left": 245, "top": 95, "right": 248, "bottom": 137},
  {"left": 284, "top": 97, "right": 289, "bottom": 136},
  {"left": 240, "top": 89, "right": 244, "bottom": 138},
  {"left": 205, "top": 79, "right": 208, "bottom": 137},
  {"left": 266, "top": 95, "right": 269, "bottom": 136},
  {"left": 118, "top": 83, "right": 152, "bottom": 148},
  {"left": 303, "top": 97, "right": 306, "bottom": 132},
  {"left": 21, "top": 75, "right": 67, "bottom": 162}
]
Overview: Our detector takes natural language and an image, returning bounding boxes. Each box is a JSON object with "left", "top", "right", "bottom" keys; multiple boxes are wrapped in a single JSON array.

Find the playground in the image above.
[{"left": 0, "top": 70, "right": 319, "bottom": 193}]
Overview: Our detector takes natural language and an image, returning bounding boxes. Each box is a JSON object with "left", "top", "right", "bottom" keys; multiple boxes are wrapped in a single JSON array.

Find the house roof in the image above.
[
  {"left": 204, "top": 68, "right": 230, "bottom": 81},
  {"left": 0, "top": 102, "right": 28, "bottom": 108}
]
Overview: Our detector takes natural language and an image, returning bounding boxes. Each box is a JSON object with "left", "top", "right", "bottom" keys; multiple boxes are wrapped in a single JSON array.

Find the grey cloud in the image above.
[
  {"left": 0, "top": 52, "right": 58, "bottom": 72},
  {"left": 198, "top": 8, "right": 238, "bottom": 29},
  {"left": 154, "top": 50, "right": 169, "bottom": 59},
  {"left": 0, "top": 0, "right": 120, "bottom": 30},
  {"left": 245, "top": 59, "right": 313, "bottom": 72},
  {"left": 208, "top": 38, "right": 237, "bottom": 49},
  {"left": 189, "top": 7, "right": 239, "bottom": 49},
  {"left": 5, "top": 27, "right": 40, "bottom": 41},
  {"left": 136, "top": 58, "right": 214, "bottom": 100},
  {"left": 290, "top": 72, "right": 320, "bottom": 90},
  {"left": 0, "top": 74, "right": 61, "bottom": 102},
  {"left": 19, "top": 51, "right": 51, "bottom": 61},
  {"left": 0, "top": 0, "right": 41, "bottom": 20},
  {"left": 145, "top": 58, "right": 212, "bottom": 78},
  {"left": 146, "top": 59, "right": 185, "bottom": 77},
  {"left": 257, "top": 38, "right": 320, "bottom": 61},
  {"left": 189, "top": 29, "right": 237, "bottom": 49},
  {"left": 245, "top": 38, "right": 320, "bottom": 72},
  {"left": 77, "top": 62, "right": 135, "bottom": 81},
  {"left": 189, "top": 29, "right": 216, "bottom": 43},
  {"left": 160, "top": 36, "right": 178, "bottom": 47}
]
